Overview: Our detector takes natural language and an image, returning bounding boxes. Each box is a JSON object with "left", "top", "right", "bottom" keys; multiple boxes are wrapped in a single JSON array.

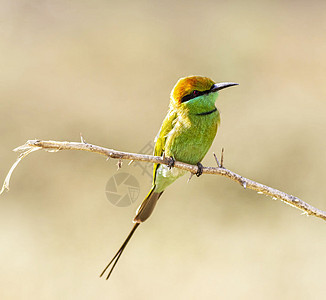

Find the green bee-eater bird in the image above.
[{"left": 100, "top": 75, "right": 238, "bottom": 279}]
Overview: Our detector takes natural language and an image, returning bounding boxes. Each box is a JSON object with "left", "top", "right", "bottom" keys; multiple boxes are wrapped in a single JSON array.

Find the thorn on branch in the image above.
[
  {"left": 117, "top": 159, "right": 122, "bottom": 170},
  {"left": 187, "top": 172, "right": 194, "bottom": 183},
  {"left": 80, "top": 133, "right": 87, "bottom": 144},
  {"left": 213, "top": 152, "right": 221, "bottom": 168},
  {"left": 220, "top": 148, "right": 224, "bottom": 168},
  {"left": 241, "top": 180, "right": 247, "bottom": 189}
]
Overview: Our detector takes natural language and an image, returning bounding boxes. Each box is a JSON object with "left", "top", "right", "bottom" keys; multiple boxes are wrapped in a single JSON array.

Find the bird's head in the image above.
[{"left": 170, "top": 75, "right": 238, "bottom": 114}]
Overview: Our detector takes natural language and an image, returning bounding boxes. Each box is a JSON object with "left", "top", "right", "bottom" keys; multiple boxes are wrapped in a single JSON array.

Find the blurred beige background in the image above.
[{"left": 1, "top": 0, "right": 326, "bottom": 299}]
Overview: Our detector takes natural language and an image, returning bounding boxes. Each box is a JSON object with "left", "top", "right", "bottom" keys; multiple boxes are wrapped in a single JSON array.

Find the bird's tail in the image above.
[
  {"left": 134, "top": 185, "right": 163, "bottom": 223},
  {"left": 100, "top": 186, "right": 163, "bottom": 280},
  {"left": 100, "top": 222, "right": 140, "bottom": 280}
]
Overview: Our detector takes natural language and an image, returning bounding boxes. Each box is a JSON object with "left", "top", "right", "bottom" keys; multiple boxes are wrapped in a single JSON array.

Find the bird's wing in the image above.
[{"left": 152, "top": 109, "right": 178, "bottom": 183}]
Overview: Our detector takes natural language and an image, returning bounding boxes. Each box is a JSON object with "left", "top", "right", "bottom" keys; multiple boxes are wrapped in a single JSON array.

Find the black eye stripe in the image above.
[{"left": 181, "top": 84, "right": 215, "bottom": 103}]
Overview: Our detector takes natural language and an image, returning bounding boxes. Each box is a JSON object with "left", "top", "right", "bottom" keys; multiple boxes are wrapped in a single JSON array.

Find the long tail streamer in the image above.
[{"left": 100, "top": 223, "right": 140, "bottom": 280}]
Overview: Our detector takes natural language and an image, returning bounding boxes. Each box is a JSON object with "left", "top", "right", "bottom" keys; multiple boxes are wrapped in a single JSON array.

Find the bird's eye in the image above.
[{"left": 181, "top": 90, "right": 202, "bottom": 103}]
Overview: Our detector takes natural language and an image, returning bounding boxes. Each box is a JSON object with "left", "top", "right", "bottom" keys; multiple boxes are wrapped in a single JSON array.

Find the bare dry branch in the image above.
[{"left": 1, "top": 139, "right": 326, "bottom": 222}]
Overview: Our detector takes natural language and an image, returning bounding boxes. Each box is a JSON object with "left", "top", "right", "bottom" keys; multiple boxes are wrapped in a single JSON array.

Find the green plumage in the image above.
[
  {"left": 134, "top": 76, "right": 223, "bottom": 222},
  {"left": 154, "top": 93, "right": 220, "bottom": 192},
  {"left": 101, "top": 76, "right": 237, "bottom": 279}
]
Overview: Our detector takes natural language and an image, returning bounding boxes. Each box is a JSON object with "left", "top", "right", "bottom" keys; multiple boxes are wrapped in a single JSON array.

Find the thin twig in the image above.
[{"left": 1, "top": 139, "right": 326, "bottom": 222}]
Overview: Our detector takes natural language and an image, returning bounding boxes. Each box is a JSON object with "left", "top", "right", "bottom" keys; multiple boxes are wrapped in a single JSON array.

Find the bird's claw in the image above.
[
  {"left": 196, "top": 162, "right": 203, "bottom": 177},
  {"left": 167, "top": 156, "right": 175, "bottom": 169}
]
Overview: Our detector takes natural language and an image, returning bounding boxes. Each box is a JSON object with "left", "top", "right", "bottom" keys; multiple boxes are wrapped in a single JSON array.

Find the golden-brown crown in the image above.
[{"left": 170, "top": 75, "right": 215, "bottom": 107}]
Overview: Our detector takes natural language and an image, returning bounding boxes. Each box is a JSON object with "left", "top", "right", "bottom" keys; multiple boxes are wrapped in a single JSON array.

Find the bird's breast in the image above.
[{"left": 165, "top": 110, "right": 220, "bottom": 165}]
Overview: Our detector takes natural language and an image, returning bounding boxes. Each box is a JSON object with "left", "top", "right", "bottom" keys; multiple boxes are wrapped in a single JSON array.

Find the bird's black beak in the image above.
[{"left": 211, "top": 82, "right": 239, "bottom": 93}]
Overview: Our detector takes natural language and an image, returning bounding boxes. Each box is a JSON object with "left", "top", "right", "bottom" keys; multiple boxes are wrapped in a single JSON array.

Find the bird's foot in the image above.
[
  {"left": 167, "top": 156, "right": 175, "bottom": 169},
  {"left": 196, "top": 162, "right": 203, "bottom": 177}
]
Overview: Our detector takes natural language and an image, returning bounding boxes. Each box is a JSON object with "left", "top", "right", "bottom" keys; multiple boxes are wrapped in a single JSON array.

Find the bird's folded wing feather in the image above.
[{"left": 152, "top": 109, "right": 178, "bottom": 183}]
